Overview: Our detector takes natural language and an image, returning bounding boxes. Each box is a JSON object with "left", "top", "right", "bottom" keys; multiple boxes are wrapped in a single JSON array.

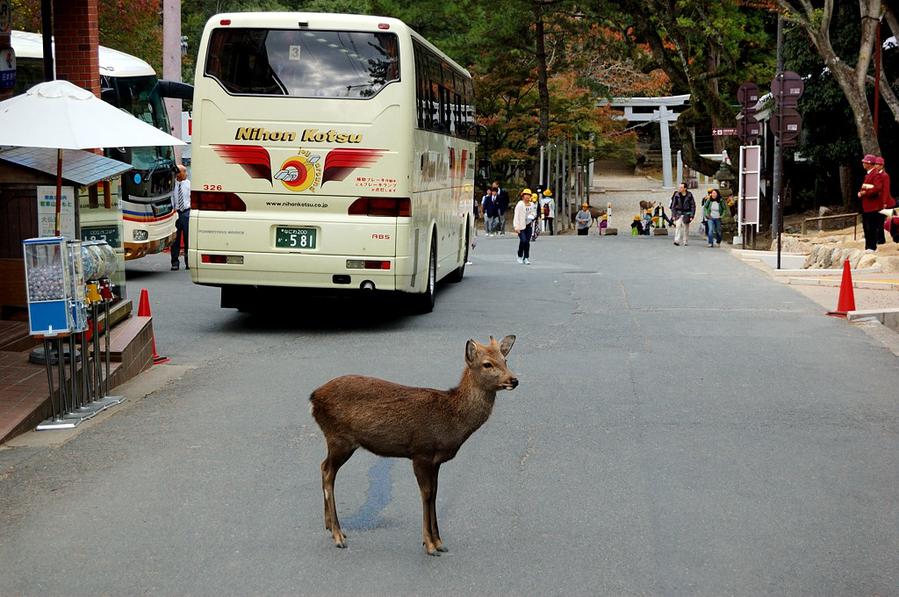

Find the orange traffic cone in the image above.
[
  {"left": 827, "top": 259, "right": 856, "bottom": 317},
  {"left": 138, "top": 288, "right": 170, "bottom": 364}
]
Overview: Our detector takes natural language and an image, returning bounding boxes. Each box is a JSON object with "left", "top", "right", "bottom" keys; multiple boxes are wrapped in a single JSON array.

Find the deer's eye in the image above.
[{"left": 482, "top": 362, "right": 493, "bottom": 369}]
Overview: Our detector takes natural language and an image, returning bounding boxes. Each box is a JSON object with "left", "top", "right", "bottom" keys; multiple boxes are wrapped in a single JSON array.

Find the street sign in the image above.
[
  {"left": 770, "top": 107, "right": 801, "bottom": 143},
  {"left": 739, "top": 145, "right": 762, "bottom": 228},
  {"left": 737, "top": 82, "right": 759, "bottom": 108},
  {"left": 738, "top": 115, "right": 761, "bottom": 143},
  {"left": 771, "top": 71, "right": 804, "bottom": 107},
  {"left": 712, "top": 128, "right": 738, "bottom": 137}
]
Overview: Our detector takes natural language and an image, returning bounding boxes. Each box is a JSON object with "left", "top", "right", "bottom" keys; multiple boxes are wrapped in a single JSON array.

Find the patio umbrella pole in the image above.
[{"left": 55, "top": 148, "right": 63, "bottom": 237}]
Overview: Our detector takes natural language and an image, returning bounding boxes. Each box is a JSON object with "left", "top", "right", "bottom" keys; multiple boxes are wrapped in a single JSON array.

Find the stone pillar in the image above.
[
  {"left": 659, "top": 105, "right": 673, "bottom": 189},
  {"left": 52, "top": 0, "right": 99, "bottom": 96},
  {"left": 163, "top": 0, "right": 183, "bottom": 159}
]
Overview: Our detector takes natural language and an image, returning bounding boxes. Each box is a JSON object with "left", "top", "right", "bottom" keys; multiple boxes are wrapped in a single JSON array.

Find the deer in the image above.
[{"left": 309, "top": 335, "right": 518, "bottom": 556}]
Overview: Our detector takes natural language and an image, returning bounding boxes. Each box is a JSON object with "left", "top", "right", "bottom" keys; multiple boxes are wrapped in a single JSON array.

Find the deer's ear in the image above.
[
  {"left": 465, "top": 339, "right": 479, "bottom": 364},
  {"left": 499, "top": 335, "right": 516, "bottom": 356}
]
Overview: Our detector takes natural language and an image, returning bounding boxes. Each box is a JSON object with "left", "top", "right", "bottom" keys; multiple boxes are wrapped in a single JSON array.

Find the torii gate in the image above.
[{"left": 606, "top": 94, "right": 690, "bottom": 189}]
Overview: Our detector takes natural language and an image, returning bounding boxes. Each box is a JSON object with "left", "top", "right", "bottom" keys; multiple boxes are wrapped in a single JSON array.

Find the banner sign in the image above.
[{"left": 37, "top": 186, "right": 76, "bottom": 239}]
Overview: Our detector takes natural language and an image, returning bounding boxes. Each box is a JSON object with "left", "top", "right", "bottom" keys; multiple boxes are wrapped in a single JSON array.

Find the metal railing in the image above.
[{"left": 800, "top": 212, "right": 859, "bottom": 240}]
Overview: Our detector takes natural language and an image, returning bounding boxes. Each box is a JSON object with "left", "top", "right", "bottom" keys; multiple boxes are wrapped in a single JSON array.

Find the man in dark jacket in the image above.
[
  {"left": 669, "top": 183, "right": 696, "bottom": 246},
  {"left": 492, "top": 181, "right": 509, "bottom": 235}
]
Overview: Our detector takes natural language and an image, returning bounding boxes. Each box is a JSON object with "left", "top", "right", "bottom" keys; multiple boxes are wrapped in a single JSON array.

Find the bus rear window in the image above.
[{"left": 205, "top": 29, "right": 399, "bottom": 98}]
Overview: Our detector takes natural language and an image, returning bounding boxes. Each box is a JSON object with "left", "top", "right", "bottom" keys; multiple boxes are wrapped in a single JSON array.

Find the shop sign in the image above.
[
  {"left": 0, "top": 0, "right": 11, "bottom": 34},
  {"left": 0, "top": 46, "right": 14, "bottom": 90},
  {"left": 37, "top": 186, "right": 76, "bottom": 240}
]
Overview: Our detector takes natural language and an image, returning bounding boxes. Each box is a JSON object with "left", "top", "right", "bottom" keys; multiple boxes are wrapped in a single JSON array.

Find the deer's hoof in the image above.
[
  {"left": 426, "top": 548, "right": 441, "bottom": 556},
  {"left": 334, "top": 539, "right": 347, "bottom": 549},
  {"left": 436, "top": 544, "right": 448, "bottom": 553}
]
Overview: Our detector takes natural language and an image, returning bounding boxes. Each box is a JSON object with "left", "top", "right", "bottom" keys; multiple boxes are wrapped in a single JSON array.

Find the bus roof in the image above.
[
  {"left": 12, "top": 30, "right": 156, "bottom": 78},
  {"left": 206, "top": 13, "right": 471, "bottom": 78}
]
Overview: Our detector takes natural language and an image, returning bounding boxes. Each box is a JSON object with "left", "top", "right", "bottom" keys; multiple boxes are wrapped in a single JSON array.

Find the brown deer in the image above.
[{"left": 309, "top": 335, "right": 518, "bottom": 556}]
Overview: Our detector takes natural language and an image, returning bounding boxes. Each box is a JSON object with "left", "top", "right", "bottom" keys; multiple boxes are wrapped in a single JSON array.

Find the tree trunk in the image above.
[
  {"left": 533, "top": 2, "right": 550, "bottom": 150},
  {"left": 829, "top": 63, "right": 880, "bottom": 155},
  {"left": 839, "top": 164, "right": 853, "bottom": 209}
]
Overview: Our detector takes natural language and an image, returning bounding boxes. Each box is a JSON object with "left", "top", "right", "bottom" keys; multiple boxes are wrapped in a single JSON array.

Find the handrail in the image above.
[{"left": 800, "top": 212, "right": 859, "bottom": 240}]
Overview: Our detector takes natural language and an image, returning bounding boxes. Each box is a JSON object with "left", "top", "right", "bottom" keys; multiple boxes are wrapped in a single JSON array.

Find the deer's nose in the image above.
[{"left": 508, "top": 377, "right": 519, "bottom": 389}]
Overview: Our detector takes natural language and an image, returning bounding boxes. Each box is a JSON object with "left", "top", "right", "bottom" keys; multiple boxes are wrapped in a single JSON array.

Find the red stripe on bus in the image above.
[
  {"left": 212, "top": 144, "right": 273, "bottom": 184},
  {"left": 322, "top": 148, "right": 386, "bottom": 184}
]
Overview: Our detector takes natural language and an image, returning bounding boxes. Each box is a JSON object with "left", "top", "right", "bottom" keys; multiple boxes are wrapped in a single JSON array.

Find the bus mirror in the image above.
[{"left": 158, "top": 80, "right": 195, "bottom": 101}]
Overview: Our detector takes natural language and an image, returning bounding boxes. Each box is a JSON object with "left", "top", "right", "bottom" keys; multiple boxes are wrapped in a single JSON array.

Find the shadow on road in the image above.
[{"left": 214, "top": 289, "right": 425, "bottom": 332}]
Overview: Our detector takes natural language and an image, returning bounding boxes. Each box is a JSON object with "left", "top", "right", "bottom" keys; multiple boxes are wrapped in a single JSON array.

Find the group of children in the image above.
[
  {"left": 631, "top": 187, "right": 732, "bottom": 247},
  {"left": 481, "top": 184, "right": 556, "bottom": 240}
]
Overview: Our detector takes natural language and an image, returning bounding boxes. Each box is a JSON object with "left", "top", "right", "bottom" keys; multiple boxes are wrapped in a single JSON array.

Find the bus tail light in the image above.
[
  {"left": 201, "top": 254, "right": 244, "bottom": 264},
  {"left": 347, "top": 197, "right": 411, "bottom": 217},
  {"left": 346, "top": 259, "right": 391, "bottom": 270},
  {"left": 192, "top": 191, "right": 247, "bottom": 212}
]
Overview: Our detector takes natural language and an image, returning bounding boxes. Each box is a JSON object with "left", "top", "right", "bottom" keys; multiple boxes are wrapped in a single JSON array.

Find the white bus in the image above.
[
  {"left": 189, "top": 13, "right": 476, "bottom": 312},
  {"left": 12, "top": 30, "right": 183, "bottom": 261}
]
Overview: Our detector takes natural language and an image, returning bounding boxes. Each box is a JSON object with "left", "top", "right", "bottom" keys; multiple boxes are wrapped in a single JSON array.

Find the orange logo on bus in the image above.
[{"left": 275, "top": 151, "right": 321, "bottom": 192}]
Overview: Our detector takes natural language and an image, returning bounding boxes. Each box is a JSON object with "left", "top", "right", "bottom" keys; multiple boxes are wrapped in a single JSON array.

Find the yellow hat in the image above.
[
  {"left": 543, "top": 189, "right": 552, "bottom": 196},
  {"left": 581, "top": 202, "right": 589, "bottom": 208},
  {"left": 520, "top": 188, "right": 532, "bottom": 196}
]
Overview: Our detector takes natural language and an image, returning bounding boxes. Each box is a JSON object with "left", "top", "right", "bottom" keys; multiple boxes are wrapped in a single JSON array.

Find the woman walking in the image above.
[
  {"left": 513, "top": 189, "right": 534, "bottom": 264},
  {"left": 704, "top": 188, "right": 725, "bottom": 247}
]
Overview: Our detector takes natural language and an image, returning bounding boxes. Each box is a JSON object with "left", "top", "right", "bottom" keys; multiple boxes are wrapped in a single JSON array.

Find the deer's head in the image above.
[{"left": 465, "top": 335, "right": 518, "bottom": 391}]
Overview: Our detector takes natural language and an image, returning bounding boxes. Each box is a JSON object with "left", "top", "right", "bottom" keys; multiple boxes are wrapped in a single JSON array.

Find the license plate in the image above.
[
  {"left": 81, "top": 226, "right": 121, "bottom": 247},
  {"left": 152, "top": 202, "right": 173, "bottom": 217},
  {"left": 276, "top": 227, "right": 317, "bottom": 249}
]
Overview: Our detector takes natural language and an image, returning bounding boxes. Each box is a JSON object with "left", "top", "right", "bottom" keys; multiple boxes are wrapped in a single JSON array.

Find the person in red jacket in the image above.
[
  {"left": 875, "top": 156, "right": 894, "bottom": 245},
  {"left": 858, "top": 154, "right": 884, "bottom": 252}
]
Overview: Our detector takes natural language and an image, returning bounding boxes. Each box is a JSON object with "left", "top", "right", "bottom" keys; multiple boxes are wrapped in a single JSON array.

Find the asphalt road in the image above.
[{"left": 1, "top": 232, "right": 897, "bottom": 596}]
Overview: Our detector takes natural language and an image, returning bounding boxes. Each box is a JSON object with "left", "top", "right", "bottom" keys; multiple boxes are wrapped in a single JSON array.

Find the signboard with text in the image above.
[
  {"left": 739, "top": 145, "right": 761, "bottom": 228},
  {"left": 37, "top": 186, "right": 76, "bottom": 239}
]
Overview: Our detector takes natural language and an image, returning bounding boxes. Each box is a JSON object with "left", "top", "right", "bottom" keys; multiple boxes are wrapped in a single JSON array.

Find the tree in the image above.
[
  {"left": 601, "top": 0, "right": 775, "bottom": 175},
  {"left": 11, "top": 0, "right": 162, "bottom": 73},
  {"left": 775, "top": 0, "right": 888, "bottom": 156}
]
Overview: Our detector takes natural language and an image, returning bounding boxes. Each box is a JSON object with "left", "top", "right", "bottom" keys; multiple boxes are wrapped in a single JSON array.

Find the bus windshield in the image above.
[
  {"left": 205, "top": 29, "right": 399, "bottom": 98},
  {"left": 111, "top": 75, "right": 175, "bottom": 170}
]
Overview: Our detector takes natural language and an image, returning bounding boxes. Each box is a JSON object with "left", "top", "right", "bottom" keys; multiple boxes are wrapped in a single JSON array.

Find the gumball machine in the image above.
[
  {"left": 23, "top": 237, "right": 81, "bottom": 429},
  {"left": 91, "top": 241, "right": 124, "bottom": 408}
]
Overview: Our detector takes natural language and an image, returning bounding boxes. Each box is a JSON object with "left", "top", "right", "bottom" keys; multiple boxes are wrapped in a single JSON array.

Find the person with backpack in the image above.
[
  {"left": 669, "top": 183, "right": 696, "bottom": 246},
  {"left": 540, "top": 189, "right": 555, "bottom": 235},
  {"left": 703, "top": 188, "right": 725, "bottom": 247},
  {"left": 513, "top": 189, "right": 535, "bottom": 264}
]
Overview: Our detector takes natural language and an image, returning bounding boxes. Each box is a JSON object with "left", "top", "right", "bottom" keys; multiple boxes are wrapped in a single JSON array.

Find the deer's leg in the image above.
[
  {"left": 413, "top": 457, "right": 439, "bottom": 556},
  {"left": 321, "top": 439, "right": 355, "bottom": 548},
  {"left": 430, "top": 463, "right": 447, "bottom": 552}
]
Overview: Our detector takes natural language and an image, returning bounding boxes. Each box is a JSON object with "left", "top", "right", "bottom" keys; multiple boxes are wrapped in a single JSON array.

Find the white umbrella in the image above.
[{"left": 0, "top": 79, "right": 186, "bottom": 234}]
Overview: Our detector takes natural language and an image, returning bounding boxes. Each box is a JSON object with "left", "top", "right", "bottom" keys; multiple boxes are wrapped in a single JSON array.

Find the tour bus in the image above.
[
  {"left": 12, "top": 30, "right": 184, "bottom": 260},
  {"left": 189, "top": 13, "right": 476, "bottom": 312}
]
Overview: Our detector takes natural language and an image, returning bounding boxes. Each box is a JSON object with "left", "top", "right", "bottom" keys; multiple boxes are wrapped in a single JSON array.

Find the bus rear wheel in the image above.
[{"left": 411, "top": 241, "right": 436, "bottom": 314}]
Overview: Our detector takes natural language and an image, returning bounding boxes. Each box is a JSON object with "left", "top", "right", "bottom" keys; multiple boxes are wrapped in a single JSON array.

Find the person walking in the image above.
[
  {"left": 858, "top": 153, "right": 884, "bottom": 253},
  {"left": 492, "top": 181, "right": 510, "bottom": 235},
  {"left": 703, "top": 188, "right": 725, "bottom": 247},
  {"left": 540, "top": 189, "right": 555, "bottom": 235},
  {"left": 875, "top": 156, "right": 894, "bottom": 245},
  {"left": 482, "top": 187, "right": 501, "bottom": 236},
  {"left": 575, "top": 202, "right": 592, "bottom": 235},
  {"left": 513, "top": 189, "right": 534, "bottom": 264},
  {"left": 170, "top": 164, "right": 191, "bottom": 271},
  {"left": 669, "top": 182, "right": 695, "bottom": 246}
]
